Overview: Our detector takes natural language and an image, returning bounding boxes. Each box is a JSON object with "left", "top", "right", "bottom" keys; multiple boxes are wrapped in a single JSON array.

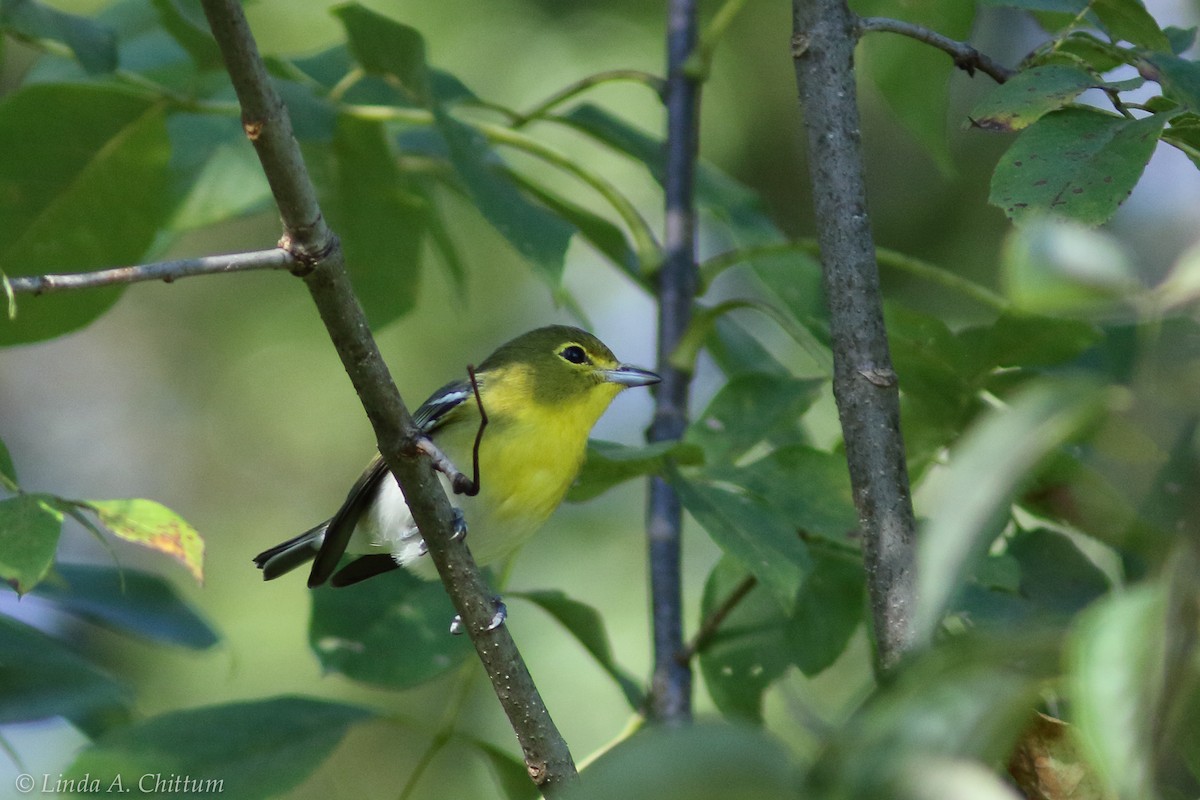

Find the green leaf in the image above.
[
  {"left": 1092, "top": 0, "right": 1171, "bottom": 51},
  {"left": 167, "top": 125, "right": 273, "bottom": 230},
  {"left": 1068, "top": 585, "right": 1163, "bottom": 800},
  {"left": 29, "top": 563, "right": 219, "bottom": 649},
  {"left": 66, "top": 697, "right": 371, "bottom": 799},
  {"left": 855, "top": 0, "right": 976, "bottom": 173},
  {"left": 309, "top": 571, "right": 471, "bottom": 689},
  {"left": 969, "top": 65, "right": 1099, "bottom": 132},
  {"left": 697, "top": 557, "right": 788, "bottom": 722},
  {"left": 811, "top": 633, "right": 1058, "bottom": 797},
  {"left": 999, "top": 218, "right": 1137, "bottom": 314},
  {"left": 327, "top": 113, "right": 428, "bottom": 328},
  {"left": 82, "top": 499, "right": 204, "bottom": 584},
  {"left": 1164, "top": 25, "right": 1197, "bottom": 56},
  {"left": 569, "top": 440, "right": 701, "bottom": 503},
  {"left": 558, "top": 104, "right": 786, "bottom": 249},
  {"left": 706, "top": 316, "right": 792, "bottom": 378},
  {"left": 0, "top": 0, "right": 117, "bottom": 73},
  {"left": 333, "top": 3, "right": 430, "bottom": 105},
  {"left": 0, "top": 614, "right": 131, "bottom": 725},
  {"left": 512, "top": 589, "right": 643, "bottom": 710},
  {"left": 989, "top": 108, "right": 1166, "bottom": 225},
  {"left": 150, "top": 0, "right": 220, "bottom": 69},
  {"left": 507, "top": 170, "right": 637, "bottom": 276},
  {"left": 913, "top": 378, "right": 1107, "bottom": 645},
  {"left": 475, "top": 740, "right": 539, "bottom": 800},
  {"left": 0, "top": 493, "right": 63, "bottom": 593},
  {"left": 979, "top": 0, "right": 1087, "bottom": 11},
  {"left": 1008, "top": 528, "right": 1110, "bottom": 618},
  {"left": 0, "top": 436, "right": 15, "bottom": 485},
  {"left": 686, "top": 373, "right": 823, "bottom": 465},
  {"left": 0, "top": 86, "right": 172, "bottom": 345},
  {"left": 1141, "top": 52, "right": 1200, "bottom": 113},
  {"left": 709, "top": 446, "right": 859, "bottom": 544},
  {"left": 566, "top": 723, "right": 798, "bottom": 800},
  {"left": 435, "top": 107, "right": 574, "bottom": 286},
  {"left": 788, "top": 552, "right": 864, "bottom": 676},
  {"left": 957, "top": 311, "right": 1101, "bottom": 371},
  {"left": 671, "top": 470, "right": 809, "bottom": 606}
]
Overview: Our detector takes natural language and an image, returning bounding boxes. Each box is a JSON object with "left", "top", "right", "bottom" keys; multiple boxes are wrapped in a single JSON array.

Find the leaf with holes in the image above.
[
  {"left": 989, "top": 108, "right": 1165, "bottom": 225},
  {"left": 969, "top": 65, "right": 1099, "bottom": 132}
]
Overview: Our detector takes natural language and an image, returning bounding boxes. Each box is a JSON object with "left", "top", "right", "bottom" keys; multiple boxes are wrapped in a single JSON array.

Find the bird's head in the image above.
[{"left": 476, "top": 326, "right": 660, "bottom": 417}]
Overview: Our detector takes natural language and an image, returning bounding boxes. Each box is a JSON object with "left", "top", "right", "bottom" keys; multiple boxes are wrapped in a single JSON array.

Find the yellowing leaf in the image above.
[{"left": 85, "top": 499, "right": 204, "bottom": 584}]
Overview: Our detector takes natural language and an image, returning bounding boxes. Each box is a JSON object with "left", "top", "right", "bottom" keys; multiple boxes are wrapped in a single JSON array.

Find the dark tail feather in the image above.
[
  {"left": 253, "top": 522, "right": 327, "bottom": 581},
  {"left": 331, "top": 554, "right": 400, "bottom": 587}
]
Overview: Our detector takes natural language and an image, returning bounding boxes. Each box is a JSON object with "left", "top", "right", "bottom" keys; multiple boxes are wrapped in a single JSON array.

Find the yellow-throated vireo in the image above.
[{"left": 253, "top": 325, "right": 660, "bottom": 589}]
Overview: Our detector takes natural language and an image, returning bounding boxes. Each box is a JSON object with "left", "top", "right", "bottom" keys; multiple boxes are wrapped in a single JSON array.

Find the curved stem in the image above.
[
  {"left": 858, "top": 16, "right": 1014, "bottom": 83},
  {"left": 513, "top": 70, "right": 666, "bottom": 127},
  {"left": 701, "top": 240, "right": 1009, "bottom": 311},
  {"left": 478, "top": 122, "right": 662, "bottom": 270}
]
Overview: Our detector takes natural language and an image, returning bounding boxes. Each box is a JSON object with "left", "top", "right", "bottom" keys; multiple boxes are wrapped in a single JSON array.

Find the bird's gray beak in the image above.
[{"left": 603, "top": 364, "right": 661, "bottom": 388}]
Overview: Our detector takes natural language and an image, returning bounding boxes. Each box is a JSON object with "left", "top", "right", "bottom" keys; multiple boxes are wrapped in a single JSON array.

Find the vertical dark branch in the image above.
[
  {"left": 791, "top": 0, "right": 917, "bottom": 674},
  {"left": 646, "top": 0, "right": 701, "bottom": 723}
]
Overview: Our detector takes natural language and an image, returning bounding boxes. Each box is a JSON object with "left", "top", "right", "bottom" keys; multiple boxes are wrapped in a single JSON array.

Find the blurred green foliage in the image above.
[{"left": 0, "top": 0, "right": 1199, "bottom": 798}]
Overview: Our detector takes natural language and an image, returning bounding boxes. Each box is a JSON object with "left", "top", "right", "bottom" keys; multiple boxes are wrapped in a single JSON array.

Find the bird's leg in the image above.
[
  {"left": 415, "top": 438, "right": 476, "bottom": 496},
  {"left": 415, "top": 364, "right": 488, "bottom": 498},
  {"left": 450, "top": 596, "right": 507, "bottom": 636}
]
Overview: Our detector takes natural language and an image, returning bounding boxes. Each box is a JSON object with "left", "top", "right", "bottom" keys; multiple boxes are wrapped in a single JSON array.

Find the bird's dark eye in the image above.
[{"left": 560, "top": 345, "right": 589, "bottom": 365}]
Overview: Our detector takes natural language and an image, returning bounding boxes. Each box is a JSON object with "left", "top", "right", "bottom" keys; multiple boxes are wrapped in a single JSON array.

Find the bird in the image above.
[{"left": 253, "top": 325, "right": 660, "bottom": 592}]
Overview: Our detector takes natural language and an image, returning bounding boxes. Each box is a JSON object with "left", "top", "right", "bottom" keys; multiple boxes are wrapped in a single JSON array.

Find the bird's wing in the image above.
[
  {"left": 307, "top": 453, "right": 389, "bottom": 587},
  {"left": 306, "top": 378, "right": 475, "bottom": 587}
]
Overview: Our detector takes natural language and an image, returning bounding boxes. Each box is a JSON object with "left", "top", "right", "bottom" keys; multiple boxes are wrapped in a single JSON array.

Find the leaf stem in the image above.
[
  {"left": 512, "top": 70, "right": 666, "bottom": 127},
  {"left": 477, "top": 122, "right": 663, "bottom": 270},
  {"left": 675, "top": 574, "right": 758, "bottom": 664}
]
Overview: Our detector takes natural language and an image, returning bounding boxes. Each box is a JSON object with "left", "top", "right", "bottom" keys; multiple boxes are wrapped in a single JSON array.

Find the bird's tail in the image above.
[{"left": 252, "top": 522, "right": 328, "bottom": 581}]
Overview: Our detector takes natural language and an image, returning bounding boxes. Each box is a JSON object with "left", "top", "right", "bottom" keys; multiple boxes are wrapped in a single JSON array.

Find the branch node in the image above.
[
  {"left": 858, "top": 365, "right": 898, "bottom": 388},
  {"left": 791, "top": 32, "right": 811, "bottom": 59},
  {"left": 242, "top": 116, "right": 264, "bottom": 141}
]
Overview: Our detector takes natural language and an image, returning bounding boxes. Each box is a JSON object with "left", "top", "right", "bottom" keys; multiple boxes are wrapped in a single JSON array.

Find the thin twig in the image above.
[
  {"left": 511, "top": 70, "right": 666, "bottom": 127},
  {"left": 646, "top": 0, "right": 701, "bottom": 725},
  {"left": 858, "top": 16, "right": 1015, "bottom": 84},
  {"left": 5, "top": 249, "right": 295, "bottom": 296},
  {"left": 793, "top": 0, "right": 919, "bottom": 675},
  {"left": 198, "top": 0, "right": 576, "bottom": 792},
  {"left": 675, "top": 574, "right": 758, "bottom": 665}
]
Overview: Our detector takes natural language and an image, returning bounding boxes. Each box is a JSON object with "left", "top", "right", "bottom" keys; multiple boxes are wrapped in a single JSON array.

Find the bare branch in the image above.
[
  {"left": 646, "top": 0, "right": 701, "bottom": 725},
  {"left": 858, "top": 16, "right": 1015, "bottom": 84},
  {"left": 198, "top": 0, "right": 576, "bottom": 791},
  {"left": 793, "top": 0, "right": 919, "bottom": 675},
  {"left": 5, "top": 249, "right": 294, "bottom": 296}
]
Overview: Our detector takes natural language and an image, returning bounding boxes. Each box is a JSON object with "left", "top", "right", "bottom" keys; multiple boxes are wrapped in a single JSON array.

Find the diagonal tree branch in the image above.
[
  {"left": 857, "top": 16, "right": 1014, "bottom": 83},
  {"left": 198, "top": 0, "right": 576, "bottom": 792},
  {"left": 792, "top": 0, "right": 918, "bottom": 675},
  {"left": 645, "top": 0, "right": 701, "bottom": 725}
]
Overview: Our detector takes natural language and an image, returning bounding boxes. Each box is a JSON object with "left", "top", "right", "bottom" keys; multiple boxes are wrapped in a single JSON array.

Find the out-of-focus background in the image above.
[{"left": 2, "top": 0, "right": 1199, "bottom": 796}]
